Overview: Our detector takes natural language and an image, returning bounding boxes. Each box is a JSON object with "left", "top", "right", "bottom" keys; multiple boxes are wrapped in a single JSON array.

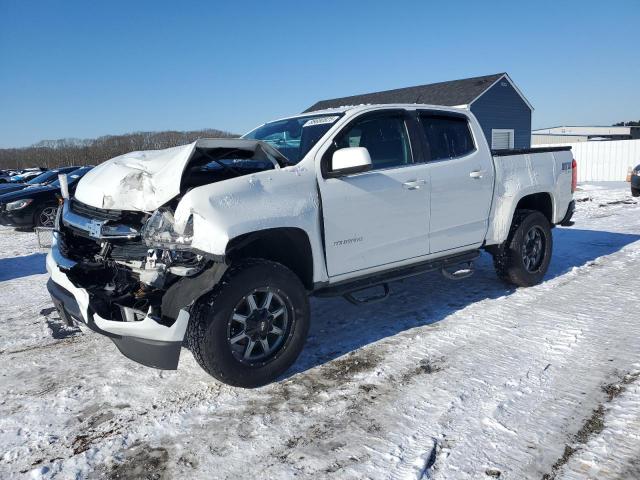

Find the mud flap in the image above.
[{"left": 560, "top": 200, "right": 576, "bottom": 226}]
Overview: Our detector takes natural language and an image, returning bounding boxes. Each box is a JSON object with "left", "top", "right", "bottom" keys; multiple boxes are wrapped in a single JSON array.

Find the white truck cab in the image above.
[{"left": 47, "top": 104, "right": 576, "bottom": 387}]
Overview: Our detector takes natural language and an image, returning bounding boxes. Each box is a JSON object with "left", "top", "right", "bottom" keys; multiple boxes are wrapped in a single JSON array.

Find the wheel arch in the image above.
[
  {"left": 225, "top": 227, "right": 314, "bottom": 290},
  {"left": 514, "top": 192, "right": 554, "bottom": 224}
]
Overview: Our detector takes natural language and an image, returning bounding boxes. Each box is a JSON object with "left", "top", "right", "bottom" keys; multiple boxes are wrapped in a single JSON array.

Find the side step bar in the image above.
[
  {"left": 441, "top": 261, "right": 475, "bottom": 280},
  {"left": 315, "top": 250, "right": 480, "bottom": 302},
  {"left": 343, "top": 283, "right": 390, "bottom": 305}
]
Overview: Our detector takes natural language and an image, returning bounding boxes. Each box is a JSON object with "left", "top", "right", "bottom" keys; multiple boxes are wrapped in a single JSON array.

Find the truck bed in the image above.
[{"left": 485, "top": 146, "right": 574, "bottom": 246}]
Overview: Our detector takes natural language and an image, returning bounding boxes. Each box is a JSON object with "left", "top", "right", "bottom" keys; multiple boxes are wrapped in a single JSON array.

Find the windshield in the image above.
[
  {"left": 243, "top": 114, "right": 342, "bottom": 163},
  {"left": 50, "top": 167, "right": 92, "bottom": 187}
]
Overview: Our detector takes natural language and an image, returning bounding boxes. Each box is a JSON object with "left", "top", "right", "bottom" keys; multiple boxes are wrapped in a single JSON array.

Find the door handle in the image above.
[
  {"left": 402, "top": 179, "right": 427, "bottom": 190},
  {"left": 469, "top": 170, "right": 486, "bottom": 179}
]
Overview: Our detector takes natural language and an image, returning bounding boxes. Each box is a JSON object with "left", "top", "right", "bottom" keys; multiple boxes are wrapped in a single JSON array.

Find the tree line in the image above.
[{"left": 0, "top": 129, "right": 238, "bottom": 170}]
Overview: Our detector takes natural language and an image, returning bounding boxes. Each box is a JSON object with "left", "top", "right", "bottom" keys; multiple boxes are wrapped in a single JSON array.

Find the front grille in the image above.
[
  {"left": 58, "top": 229, "right": 101, "bottom": 260},
  {"left": 70, "top": 200, "right": 123, "bottom": 222}
]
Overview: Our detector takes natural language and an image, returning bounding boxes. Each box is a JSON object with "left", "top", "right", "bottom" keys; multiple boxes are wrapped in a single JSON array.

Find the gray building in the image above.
[
  {"left": 305, "top": 73, "right": 534, "bottom": 149},
  {"left": 532, "top": 126, "right": 640, "bottom": 145}
]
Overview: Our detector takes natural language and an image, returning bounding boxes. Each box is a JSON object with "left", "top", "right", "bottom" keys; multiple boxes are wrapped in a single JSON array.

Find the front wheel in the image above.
[
  {"left": 492, "top": 210, "right": 553, "bottom": 287},
  {"left": 186, "top": 259, "right": 310, "bottom": 388},
  {"left": 632, "top": 187, "right": 640, "bottom": 198}
]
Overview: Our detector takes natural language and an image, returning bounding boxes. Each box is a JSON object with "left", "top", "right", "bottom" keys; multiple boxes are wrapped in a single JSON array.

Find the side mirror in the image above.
[{"left": 329, "top": 147, "right": 372, "bottom": 177}]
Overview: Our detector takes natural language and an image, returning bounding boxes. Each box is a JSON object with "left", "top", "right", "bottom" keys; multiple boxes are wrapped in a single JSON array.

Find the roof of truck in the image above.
[{"left": 278, "top": 103, "right": 471, "bottom": 121}]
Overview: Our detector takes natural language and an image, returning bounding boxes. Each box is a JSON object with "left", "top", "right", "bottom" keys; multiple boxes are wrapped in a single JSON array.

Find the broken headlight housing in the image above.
[{"left": 141, "top": 208, "right": 193, "bottom": 250}]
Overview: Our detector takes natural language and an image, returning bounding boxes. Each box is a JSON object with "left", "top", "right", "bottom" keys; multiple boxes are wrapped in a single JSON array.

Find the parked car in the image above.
[
  {"left": 10, "top": 171, "right": 40, "bottom": 183},
  {"left": 0, "top": 166, "right": 80, "bottom": 195},
  {"left": 631, "top": 164, "right": 640, "bottom": 197},
  {"left": 46, "top": 104, "right": 575, "bottom": 388},
  {"left": 0, "top": 168, "right": 47, "bottom": 183},
  {"left": 0, "top": 170, "right": 14, "bottom": 183},
  {"left": 0, "top": 166, "right": 92, "bottom": 229}
]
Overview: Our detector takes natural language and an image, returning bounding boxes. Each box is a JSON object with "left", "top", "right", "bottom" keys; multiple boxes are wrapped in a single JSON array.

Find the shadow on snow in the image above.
[
  {"left": 0, "top": 253, "right": 46, "bottom": 282},
  {"left": 288, "top": 227, "right": 640, "bottom": 378}
]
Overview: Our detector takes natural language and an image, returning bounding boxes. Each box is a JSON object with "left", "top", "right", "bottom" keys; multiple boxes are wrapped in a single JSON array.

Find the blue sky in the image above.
[{"left": 1, "top": 0, "right": 638, "bottom": 148}]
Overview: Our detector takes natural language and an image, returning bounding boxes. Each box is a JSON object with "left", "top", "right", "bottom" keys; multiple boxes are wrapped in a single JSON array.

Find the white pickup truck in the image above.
[{"left": 47, "top": 104, "right": 576, "bottom": 387}]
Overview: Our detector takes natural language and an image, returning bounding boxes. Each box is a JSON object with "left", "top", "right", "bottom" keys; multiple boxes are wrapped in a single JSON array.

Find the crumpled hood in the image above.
[
  {"left": 74, "top": 142, "right": 198, "bottom": 211},
  {"left": 73, "top": 138, "right": 285, "bottom": 212}
]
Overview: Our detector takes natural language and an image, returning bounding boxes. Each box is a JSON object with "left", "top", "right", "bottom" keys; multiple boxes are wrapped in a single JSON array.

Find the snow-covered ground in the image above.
[{"left": 1, "top": 182, "right": 639, "bottom": 480}]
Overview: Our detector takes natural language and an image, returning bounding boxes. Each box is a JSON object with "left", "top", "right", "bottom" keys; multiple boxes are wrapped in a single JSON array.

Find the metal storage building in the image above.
[
  {"left": 531, "top": 125, "right": 640, "bottom": 145},
  {"left": 305, "top": 73, "right": 533, "bottom": 149}
]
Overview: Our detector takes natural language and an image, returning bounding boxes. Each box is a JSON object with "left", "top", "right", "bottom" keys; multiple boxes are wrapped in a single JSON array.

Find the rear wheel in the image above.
[
  {"left": 35, "top": 205, "right": 58, "bottom": 228},
  {"left": 492, "top": 210, "right": 553, "bottom": 287},
  {"left": 187, "top": 259, "right": 310, "bottom": 388},
  {"left": 632, "top": 187, "right": 640, "bottom": 197}
]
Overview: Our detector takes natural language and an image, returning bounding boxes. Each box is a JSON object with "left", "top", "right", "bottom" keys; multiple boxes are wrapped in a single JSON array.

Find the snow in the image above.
[{"left": 1, "top": 182, "right": 639, "bottom": 479}]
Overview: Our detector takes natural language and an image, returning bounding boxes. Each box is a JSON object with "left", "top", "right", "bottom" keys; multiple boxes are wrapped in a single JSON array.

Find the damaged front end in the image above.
[
  {"left": 46, "top": 139, "right": 287, "bottom": 369},
  {"left": 47, "top": 198, "right": 227, "bottom": 369}
]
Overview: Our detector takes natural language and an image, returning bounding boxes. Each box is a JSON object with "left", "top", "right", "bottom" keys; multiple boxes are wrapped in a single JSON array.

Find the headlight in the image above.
[
  {"left": 6, "top": 198, "right": 34, "bottom": 211},
  {"left": 141, "top": 208, "right": 193, "bottom": 250}
]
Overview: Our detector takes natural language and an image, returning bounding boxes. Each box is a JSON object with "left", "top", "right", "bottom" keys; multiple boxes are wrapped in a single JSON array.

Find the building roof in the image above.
[{"left": 304, "top": 73, "right": 532, "bottom": 113}]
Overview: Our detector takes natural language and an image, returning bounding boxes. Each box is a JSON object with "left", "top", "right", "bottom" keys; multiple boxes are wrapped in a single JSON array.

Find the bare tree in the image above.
[{"left": 0, "top": 129, "right": 238, "bottom": 170}]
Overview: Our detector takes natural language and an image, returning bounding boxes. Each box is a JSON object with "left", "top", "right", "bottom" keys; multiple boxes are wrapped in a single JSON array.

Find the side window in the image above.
[
  {"left": 335, "top": 115, "right": 412, "bottom": 170},
  {"left": 419, "top": 115, "right": 475, "bottom": 161}
]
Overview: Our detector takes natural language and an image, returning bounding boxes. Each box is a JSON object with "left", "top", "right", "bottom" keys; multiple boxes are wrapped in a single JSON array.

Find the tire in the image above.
[
  {"left": 186, "top": 259, "right": 310, "bottom": 388},
  {"left": 35, "top": 204, "right": 58, "bottom": 228},
  {"left": 632, "top": 187, "right": 640, "bottom": 198},
  {"left": 491, "top": 210, "right": 553, "bottom": 287}
]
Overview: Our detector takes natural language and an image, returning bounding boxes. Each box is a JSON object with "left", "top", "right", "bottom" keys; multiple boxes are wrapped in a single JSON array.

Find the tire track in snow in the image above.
[{"left": 386, "top": 236, "right": 640, "bottom": 478}]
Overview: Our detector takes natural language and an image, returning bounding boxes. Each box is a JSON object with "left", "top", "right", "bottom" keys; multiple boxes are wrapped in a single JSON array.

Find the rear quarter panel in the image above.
[{"left": 486, "top": 149, "right": 574, "bottom": 245}]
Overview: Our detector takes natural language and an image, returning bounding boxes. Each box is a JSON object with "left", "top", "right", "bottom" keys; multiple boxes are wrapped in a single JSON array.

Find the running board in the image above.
[{"left": 314, "top": 250, "right": 481, "bottom": 302}]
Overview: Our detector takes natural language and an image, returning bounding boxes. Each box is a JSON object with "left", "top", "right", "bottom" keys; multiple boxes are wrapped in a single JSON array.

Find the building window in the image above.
[{"left": 491, "top": 129, "right": 515, "bottom": 149}]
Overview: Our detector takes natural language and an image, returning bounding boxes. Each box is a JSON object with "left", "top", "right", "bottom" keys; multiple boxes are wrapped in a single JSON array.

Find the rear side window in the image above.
[
  {"left": 419, "top": 115, "right": 475, "bottom": 161},
  {"left": 335, "top": 115, "right": 412, "bottom": 170}
]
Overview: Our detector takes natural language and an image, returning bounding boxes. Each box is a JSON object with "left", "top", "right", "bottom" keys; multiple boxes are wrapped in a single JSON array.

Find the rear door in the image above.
[
  {"left": 318, "top": 110, "right": 431, "bottom": 277},
  {"left": 417, "top": 112, "right": 494, "bottom": 253}
]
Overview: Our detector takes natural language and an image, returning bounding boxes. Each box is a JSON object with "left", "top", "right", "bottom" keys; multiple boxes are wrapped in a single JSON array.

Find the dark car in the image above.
[
  {"left": 631, "top": 164, "right": 640, "bottom": 197},
  {"left": 0, "top": 171, "right": 13, "bottom": 183},
  {"left": 0, "top": 166, "right": 80, "bottom": 195},
  {"left": 0, "top": 166, "right": 93, "bottom": 229}
]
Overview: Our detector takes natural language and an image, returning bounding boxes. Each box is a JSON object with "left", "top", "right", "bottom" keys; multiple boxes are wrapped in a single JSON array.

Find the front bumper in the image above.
[
  {"left": 46, "top": 232, "right": 190, "bottom": 369},
  {"left": 631, "top": 174, "right": 640, "bottom": 189}
]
